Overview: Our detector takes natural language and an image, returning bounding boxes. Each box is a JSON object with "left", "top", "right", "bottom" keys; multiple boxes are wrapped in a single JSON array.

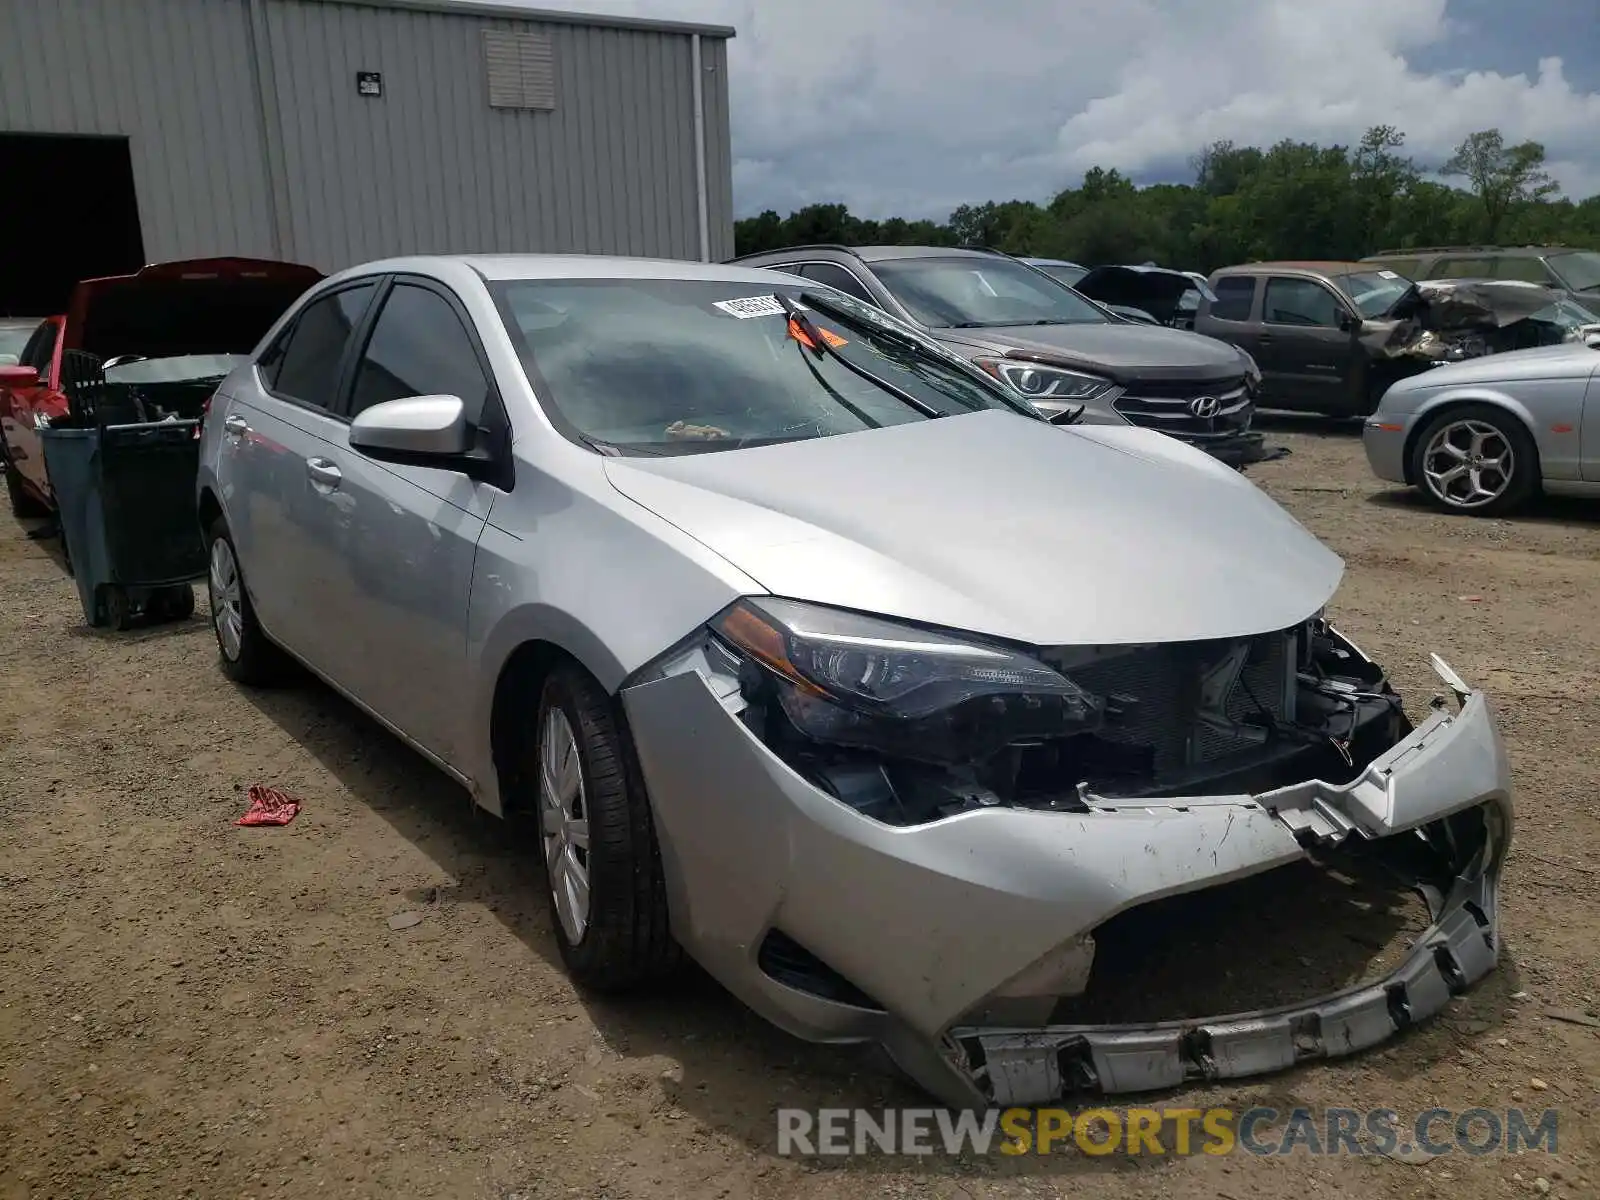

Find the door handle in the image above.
[
  {"left": 305, "top": 457, "right": 342, "bottom": 490},
  {"left": 223, "top": 415, "right": 248, "bottom": 439}
]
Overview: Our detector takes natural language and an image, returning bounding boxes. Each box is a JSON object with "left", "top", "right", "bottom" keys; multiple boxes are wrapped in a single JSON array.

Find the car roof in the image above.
[
  {"left": 1365, "top": 246, "right": 1574, "bottom": 259},
  {"left": 322, "top": 253, "right": 814, "bottom": 287},
  {"left": 1214, "top": 261, "right": 1377, "bottom": 277},
  {"left": 733, "top": 244, "right": 1003, "bottom": 266}
]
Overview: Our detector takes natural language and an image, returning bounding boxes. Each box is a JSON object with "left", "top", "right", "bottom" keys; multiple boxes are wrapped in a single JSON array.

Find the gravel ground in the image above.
[{"left": 1, "top": 420, "right": 1597, "bottom": 1199}]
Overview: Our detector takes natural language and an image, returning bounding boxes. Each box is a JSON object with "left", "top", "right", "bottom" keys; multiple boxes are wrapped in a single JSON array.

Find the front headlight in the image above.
[
  {"left": 712, "top": 597, "right": 1102, "bottom": 765},
  {"left": 1236, "top": 347, "right": 1262, "bottom": 391},
  {"left": 973, "top": 358, "right": 1118, "bottom": 403}
]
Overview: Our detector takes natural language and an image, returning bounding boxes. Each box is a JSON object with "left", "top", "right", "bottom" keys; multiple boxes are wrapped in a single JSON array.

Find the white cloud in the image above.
[{"left": 474, "top": 0, "right": 1600, "bottom": 215}]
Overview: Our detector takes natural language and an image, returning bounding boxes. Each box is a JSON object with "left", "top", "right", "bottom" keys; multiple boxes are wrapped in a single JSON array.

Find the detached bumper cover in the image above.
[
  {"left": 623, "top": 661, "right": 1511, "bottom": 1108},
  {"left": 960, "top": 829, "right": 1498, "bottom": 1104}
]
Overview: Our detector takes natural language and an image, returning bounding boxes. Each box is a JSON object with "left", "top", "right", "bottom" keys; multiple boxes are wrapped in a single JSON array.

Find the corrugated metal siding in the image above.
[
  {"left": 0, "top": 0, "right": 280, "bottom": 261},
  {"left": 260, "top": 0, "right": 724, "bottom": 266},
  {"left": 701, "top": 35, "right": 735, "bottom": 262},
  {"left": 0, "top": 0, "right": 735, "bottom": 270}
]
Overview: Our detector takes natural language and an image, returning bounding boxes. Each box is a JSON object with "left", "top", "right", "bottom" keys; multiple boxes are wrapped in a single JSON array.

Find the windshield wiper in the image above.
[{"left": 775, "top": 293, "right": 945, "bottom": 419}]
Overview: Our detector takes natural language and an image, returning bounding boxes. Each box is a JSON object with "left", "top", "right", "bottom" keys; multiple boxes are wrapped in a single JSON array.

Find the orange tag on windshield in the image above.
[{"left": 787, "top": 318, "right": 847, "bottom": 350}]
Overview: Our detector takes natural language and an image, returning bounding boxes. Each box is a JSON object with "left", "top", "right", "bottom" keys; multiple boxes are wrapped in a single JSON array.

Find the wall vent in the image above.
[{"left": 483, "top": 30, "right": 556, "bottom": 110}]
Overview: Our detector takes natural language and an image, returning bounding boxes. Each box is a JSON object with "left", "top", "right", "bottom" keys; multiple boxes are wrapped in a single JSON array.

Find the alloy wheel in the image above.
[
  {"left": 1421, "top": 419, "right": 1515, "bottom": 510},
  {"left": 208, "top": 538, "right": 244, "bottom": 661},
  {"left": 539, "top": 707, "right": 591, "bottom": 943}
]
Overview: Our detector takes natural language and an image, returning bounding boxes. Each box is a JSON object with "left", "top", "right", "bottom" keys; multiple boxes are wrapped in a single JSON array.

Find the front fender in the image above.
[{"left": 462, "top": 456, "right": 761, "bottom": 812}]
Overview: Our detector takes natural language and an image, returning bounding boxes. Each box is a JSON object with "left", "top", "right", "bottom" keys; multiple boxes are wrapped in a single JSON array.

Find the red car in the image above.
[{"left": 0, "top": 257, "right": 322, "bottom": 517}]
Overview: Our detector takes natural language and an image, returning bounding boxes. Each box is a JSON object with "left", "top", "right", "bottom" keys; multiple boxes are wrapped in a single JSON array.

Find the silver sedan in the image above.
[
  {"left": 196, "top": 255, "right": 1512, "bottom": 1108},
  {"left": 1364, "top": 336, "right": 1600, "bottom": 514}
]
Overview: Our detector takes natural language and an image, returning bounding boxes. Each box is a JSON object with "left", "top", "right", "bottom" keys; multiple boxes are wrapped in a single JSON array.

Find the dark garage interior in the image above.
[{"left": 0, "top": 133, "right": 145, "bottom": 319}]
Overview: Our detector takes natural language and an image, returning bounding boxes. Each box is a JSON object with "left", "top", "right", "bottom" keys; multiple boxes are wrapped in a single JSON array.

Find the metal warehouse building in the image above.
[{"left": 0, "top": 0, "right": 735, "bottom": 316}]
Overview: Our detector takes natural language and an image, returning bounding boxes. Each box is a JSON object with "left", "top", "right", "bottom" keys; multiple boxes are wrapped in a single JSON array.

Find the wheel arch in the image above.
[
  {"left": 197, "top": 484, "right": 223, "bottom": 534},
  {"left": 1401, "top": 392, "right": 1543, "bottom": 486},
  {"left": 481, "top": 613, "right": 630, "bottom": 819}
]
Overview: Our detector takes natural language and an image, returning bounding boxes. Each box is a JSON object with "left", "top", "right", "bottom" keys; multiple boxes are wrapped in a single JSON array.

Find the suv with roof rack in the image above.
[
  {"left": 728, "top": 244, "right": 1269, "bottom": 466},
  {"left": 1360, "top": 245, "right": 1600, "bottom": 297}
]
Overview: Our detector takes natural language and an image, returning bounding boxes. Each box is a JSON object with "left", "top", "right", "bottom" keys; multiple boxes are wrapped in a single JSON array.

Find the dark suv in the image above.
[
  {"left": 1360, "top": 245, "right": 1600, "bottom": 297},
  {"left": 728, "top": 245, "right": 1267, "bottom": 465}
]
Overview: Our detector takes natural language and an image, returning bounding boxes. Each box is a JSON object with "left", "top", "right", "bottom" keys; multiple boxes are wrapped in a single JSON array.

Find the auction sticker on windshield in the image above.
[{"left": 713, "top": 295, "right": 788, "bottom": 318}]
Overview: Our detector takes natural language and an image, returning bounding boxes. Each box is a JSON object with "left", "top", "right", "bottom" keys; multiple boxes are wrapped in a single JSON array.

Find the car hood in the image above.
[
  {"left": 1394, "top": 341, "right": 1600, "bottom": 390},
  {"left": 932, "top": 321, "right": 1246, "bottom": 383},
  {"left": 603, "top": 410, "right": 1341, "bottom": 647}
]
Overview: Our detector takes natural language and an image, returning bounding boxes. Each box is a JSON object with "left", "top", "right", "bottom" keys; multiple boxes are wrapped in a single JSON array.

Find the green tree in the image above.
[
  {"left": 734, "top": 125, "right": 1599, "bottom": 270},
  {"left": 1351, "top": 125, "right": 1419, "bottom": 249},
  {"left": 1442, "top": 129, "right": 1560, "bottom": 241}
]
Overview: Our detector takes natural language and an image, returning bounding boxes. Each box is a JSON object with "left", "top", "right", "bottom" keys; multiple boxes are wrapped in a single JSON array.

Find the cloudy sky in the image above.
[{"left": 480, "top": 0, "right": 1600, "bottom": 218}]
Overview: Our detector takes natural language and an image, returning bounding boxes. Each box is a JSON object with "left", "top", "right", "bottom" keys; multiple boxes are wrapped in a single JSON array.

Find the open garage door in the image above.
[{"left": 0, "top": 133, "right": 145, "bottom": 319}]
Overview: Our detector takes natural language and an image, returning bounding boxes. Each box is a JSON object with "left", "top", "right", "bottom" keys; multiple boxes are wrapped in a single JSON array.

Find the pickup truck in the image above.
[
  {"left": 0, "top": 258, "right": 321, "bottom": 518},
  {"left": 1191, "top": 261, "right": 1415, "bottom": 416}
]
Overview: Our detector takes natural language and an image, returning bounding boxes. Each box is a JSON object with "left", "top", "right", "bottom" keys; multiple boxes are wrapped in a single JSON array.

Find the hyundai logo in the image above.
[{"left": 1189, "top": 395, "right": 1222, "bottom": 418}]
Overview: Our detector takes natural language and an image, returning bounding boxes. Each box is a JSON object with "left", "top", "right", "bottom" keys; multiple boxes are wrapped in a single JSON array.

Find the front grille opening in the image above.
[
  {"left": 1113, "top": 374, "right": 1251, "bottom": 436},
  {"left": 1048, "top": 835, "right": 1436, "bottom": 1026},
  {"left": 758, "top": 929, "right": 886, "bottom": 1012}
]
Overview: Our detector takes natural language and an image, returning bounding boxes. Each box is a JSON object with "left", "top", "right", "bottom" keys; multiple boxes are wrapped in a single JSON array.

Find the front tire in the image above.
[
  {"left": 1410, "top": 403, "right": 1538, "bottom": 516},
  {"left": 205, "top": 518, "right": 289, "bottom": 684},
  {"left": 531, "top": 665, "right": 679, "bottom": 991}
]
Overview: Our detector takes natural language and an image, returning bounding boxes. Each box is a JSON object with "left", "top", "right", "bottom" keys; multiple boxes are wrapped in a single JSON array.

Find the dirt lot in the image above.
[{"left": 2, "top": 422, "right": 1597, "bottom": 1199}]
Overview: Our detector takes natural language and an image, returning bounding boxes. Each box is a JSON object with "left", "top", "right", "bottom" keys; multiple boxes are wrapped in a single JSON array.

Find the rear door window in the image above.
[
  {"left": 263, "top": 283, "right": 378, "bottom": 411},
  {"left": 1431, "top": 257, "right": 1496, "bottom": 280},
  {"left": 1490, "top": 257, "right": 1552, "bottom": 284},
  {"left": 1264, "top": 278, "right": 1344, "bottom": 327},
  {"left": 348, "top": 282, "right": 492, "bottom": 426},
  {"left": 1208, "top": 276, "right": 1256, "bottom": 321},
  {"left": 1369, "top": 257, "right": 1422, "bottom": 279},
  {"left": 798, "top": 262, "right": 876, "bottom": 304}
]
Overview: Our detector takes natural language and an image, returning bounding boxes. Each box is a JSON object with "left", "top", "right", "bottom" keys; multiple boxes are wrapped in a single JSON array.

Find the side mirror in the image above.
[
  {"left": 1586, "top": 331, "right": 1600, "bottom": 350},
  {"left": 0, "top": 364, "right": 40, "bottom": 387},
  {"left": 349, "top": 394, "right": 472, "bottom": 459}
]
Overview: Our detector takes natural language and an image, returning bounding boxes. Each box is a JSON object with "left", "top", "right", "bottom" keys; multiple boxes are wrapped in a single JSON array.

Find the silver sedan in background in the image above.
[
  {"left": 197, "top": 255, "right": 1511, "bottom": 1108},
  {"left": 1364, "top": 334, "right": 1600, "bottom": 514}
]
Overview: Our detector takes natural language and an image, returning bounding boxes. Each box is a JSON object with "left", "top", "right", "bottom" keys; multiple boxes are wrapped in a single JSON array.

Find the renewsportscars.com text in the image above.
[{"left": 776, "top": 1105, "right": 1560, "bottom": 1158}]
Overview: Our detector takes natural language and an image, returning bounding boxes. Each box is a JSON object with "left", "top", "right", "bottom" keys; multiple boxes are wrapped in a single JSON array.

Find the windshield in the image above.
[
  {"left": 1547, "top": 251, "right": 1600, "bottom": 293},
  {"left": 1032, "top": 262, "right": 1088, "bottom": 288},
  {"left": 0, "top": 324, "right": 34, "bottom": 362},
  {"left": 491, "top": 278, "right": 1038, "bottom": 456},
  {"left": 869, "top": 256, "right": 1110, "bottom": 328},
  {"left": 1338, "top": 270, "right": 1414, "bottom": 318},
  {"left": 1528, "top": 297, "right": 1600, "bottom": 329}
]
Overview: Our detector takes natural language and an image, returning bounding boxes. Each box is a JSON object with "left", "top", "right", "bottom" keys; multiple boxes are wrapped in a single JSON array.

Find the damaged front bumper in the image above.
[
  {"left": 622, "top": 654, "right": 1511, "bottom": 1110},
  {"left": 1193, "top": 428, "right": 1279, "bottom": 469}
]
